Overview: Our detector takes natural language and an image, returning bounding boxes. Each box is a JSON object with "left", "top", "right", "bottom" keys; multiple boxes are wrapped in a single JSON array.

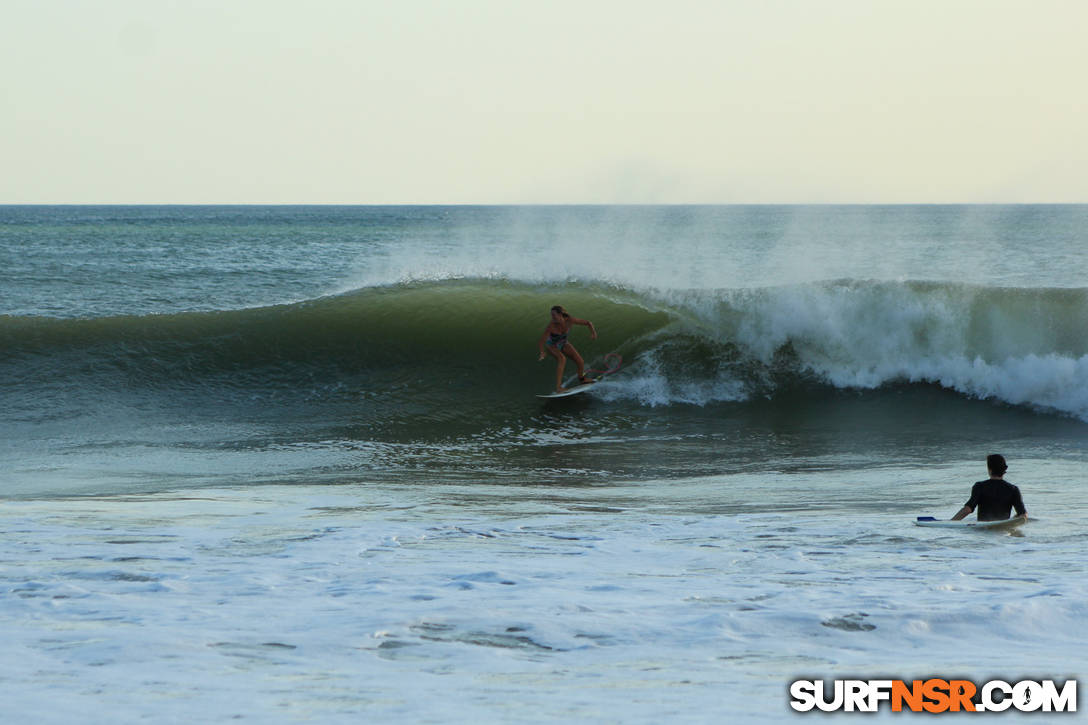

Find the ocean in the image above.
[{"left": 1, "top": 205, "right": 1085, "bottom": 722}]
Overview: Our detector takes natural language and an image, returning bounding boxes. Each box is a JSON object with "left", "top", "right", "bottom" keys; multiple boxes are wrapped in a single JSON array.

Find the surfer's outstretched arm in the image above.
[{"left": 569, "top": 317, "right": 597, "bottom": 340}]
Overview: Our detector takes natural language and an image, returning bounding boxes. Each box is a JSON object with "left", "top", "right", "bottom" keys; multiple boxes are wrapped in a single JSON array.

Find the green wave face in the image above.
[{"left": 1, "top": 278, "right": 669, "bottom": 377}]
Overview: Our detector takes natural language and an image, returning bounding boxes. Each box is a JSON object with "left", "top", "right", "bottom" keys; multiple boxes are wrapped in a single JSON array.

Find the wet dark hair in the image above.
[
  {"left": 550, "top": 305, "right": 569, "bottom": 318},
  {"left": 987, "top": 454, "right": 1007, "bottom": 476}
]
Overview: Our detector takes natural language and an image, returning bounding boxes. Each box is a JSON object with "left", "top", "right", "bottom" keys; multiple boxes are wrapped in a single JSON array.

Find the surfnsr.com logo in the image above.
[{"left": 789, "top": 679, "right": 1077, "bottom": 713}]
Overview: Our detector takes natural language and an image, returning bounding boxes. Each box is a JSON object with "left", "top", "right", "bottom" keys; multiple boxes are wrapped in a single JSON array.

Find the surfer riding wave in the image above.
[{"left": 538, "top": 305, "right": 597, "bottom": 393}]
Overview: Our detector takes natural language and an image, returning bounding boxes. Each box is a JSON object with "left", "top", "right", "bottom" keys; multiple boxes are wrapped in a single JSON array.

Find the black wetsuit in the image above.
[{"left": 964, "top": 479, "right": 1026, "bottom": 521}]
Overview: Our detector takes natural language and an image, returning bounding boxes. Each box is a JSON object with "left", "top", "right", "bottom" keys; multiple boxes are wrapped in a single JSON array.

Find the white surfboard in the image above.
[
  {"left": 914, "top": 516, "right": 1027, "bottom": 530},
  {"left": 536, "top": 379, "right": 599, "bottom": 399}
]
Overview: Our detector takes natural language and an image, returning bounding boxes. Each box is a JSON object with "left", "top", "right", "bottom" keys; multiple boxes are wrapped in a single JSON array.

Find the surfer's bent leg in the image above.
[
  {"left": 564, "top": 344, "right": 587, "bottom": 381},
  {"left": 547, "top": 344, "right": 567, "bottom": 391}
]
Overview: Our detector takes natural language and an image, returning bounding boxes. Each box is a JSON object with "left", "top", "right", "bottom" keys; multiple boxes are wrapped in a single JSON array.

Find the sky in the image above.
[{"left": 2, "top": 0, "right": 1086, "bottom": 204}]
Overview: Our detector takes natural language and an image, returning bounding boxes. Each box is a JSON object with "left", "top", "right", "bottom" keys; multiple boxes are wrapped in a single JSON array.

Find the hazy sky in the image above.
[{"left": 3, "top": 0, "right": 1085, "bottom": 203}]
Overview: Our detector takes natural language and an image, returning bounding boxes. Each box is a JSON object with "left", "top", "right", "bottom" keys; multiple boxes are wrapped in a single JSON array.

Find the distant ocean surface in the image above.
[{"left": 2, "top": 205, "right": 1085, "bottom": 722}]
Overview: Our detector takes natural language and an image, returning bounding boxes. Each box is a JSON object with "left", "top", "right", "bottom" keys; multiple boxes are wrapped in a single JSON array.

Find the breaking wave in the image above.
[{"left": 4, "top": 277, "right": 1088, "bottom": 421}]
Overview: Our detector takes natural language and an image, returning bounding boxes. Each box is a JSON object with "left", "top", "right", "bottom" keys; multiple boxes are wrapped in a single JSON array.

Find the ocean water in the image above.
[{"left": 1, "top": 205, "right": 1086, "bottom": 722}]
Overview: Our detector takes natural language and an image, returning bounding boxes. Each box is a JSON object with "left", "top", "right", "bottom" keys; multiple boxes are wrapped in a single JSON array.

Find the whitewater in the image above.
[{"left": 1, "top": 205, "right": 1086, "bottom": 722}]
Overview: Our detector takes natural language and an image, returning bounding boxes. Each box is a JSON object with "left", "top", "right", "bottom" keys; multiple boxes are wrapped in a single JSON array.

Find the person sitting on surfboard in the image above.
[
  {"left": 537, "top": 305, "right": 597, "bottom": 393},
  {"left": 950, "top": 454, "right": 1027, "bottom": 522}
]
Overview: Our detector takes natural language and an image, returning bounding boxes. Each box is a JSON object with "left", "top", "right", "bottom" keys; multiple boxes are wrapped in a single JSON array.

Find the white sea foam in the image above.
[
  {"left": 596, "top": 346, "right": 750, "bottom": 408},
  {"left": 2, "top": 468, "right": 1084, "bottom": 723},
  {"left": 730, "top": 283, "right": 1088, "bottom": 419}
]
